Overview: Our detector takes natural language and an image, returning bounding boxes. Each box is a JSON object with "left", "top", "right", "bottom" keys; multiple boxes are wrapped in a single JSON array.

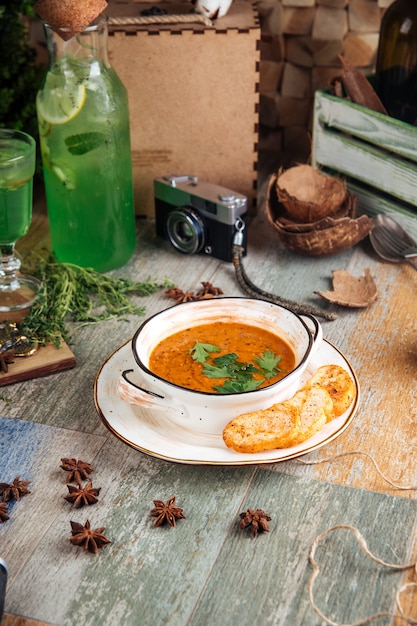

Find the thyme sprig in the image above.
[{"left": 20, "top": 255, "right": 173, "bottom": 347}]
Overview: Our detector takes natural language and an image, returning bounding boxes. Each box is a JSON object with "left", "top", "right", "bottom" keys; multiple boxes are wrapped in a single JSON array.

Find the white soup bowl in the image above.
[{"left": 117, "top": 297, "right": 322, "bottom": 435}]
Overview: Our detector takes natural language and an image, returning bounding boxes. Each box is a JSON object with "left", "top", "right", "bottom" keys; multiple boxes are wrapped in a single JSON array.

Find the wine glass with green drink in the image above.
[{"left": 0, "top": 129, "right": 40, "bottom": 312}]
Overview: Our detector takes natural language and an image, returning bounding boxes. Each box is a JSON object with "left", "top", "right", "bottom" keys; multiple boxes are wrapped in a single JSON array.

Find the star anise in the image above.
[
  {"left": 70, "top": 519, "right": 111, "bottom": 554},
  {"left": 60, "top": 458, "right": 94, "bottom": 485},
  {"left": 150, "top": 496, "right": 186, "bottom": 527},
  {"left": 165, "top": 287, "right": 200, "bottom": 304},
  {"left": 179, "top": 291, "right": 199, "bottom": 303},
  {"left": 0, "top": 502, "right": 9, "bottom": 523},
  {"left": 239, "top": 508, "right": 271, "bottom": 538},
  {"left": 197, "top": 282, "right": 224, "bottom": 297},
  {"left": 0, "top": 350, "right": 15, "bottom": 373},
  {"left": 0, "top": 476, "right": 31, "bottom": 502},
  {"left": 64, "top": 481, "right": 101, "bottom": 508},
  {"left": 165, "top": 287, "right": 185, "bottom": 300}
]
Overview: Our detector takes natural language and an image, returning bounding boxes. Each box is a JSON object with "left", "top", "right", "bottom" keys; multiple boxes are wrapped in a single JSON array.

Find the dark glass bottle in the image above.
[{"left": 375, "top": 0, "right": 417, "bottom": 124}]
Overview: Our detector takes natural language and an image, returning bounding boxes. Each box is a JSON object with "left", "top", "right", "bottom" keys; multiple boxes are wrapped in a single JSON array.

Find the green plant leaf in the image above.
[
  {"left": 190, "top": 342, "right": 221, "bottom": 363},
  {"left": 65, "top": 132, "right": 106, "bottom": 155},
  {"left": 201, "top": 362, "right": 230, "bottom": 379},
  {"left": 215, "top": 355, "right": 258, "bottom": 373},
  {"left": 253, "top": 349, "right": 282, "bottom": 379},
  {"left": 213, "top": 378, "right": 264, "bottom": 394},
  {"left": 190, "top": 342, "right": 283, "bottom": 394},
  {"left": 211, "top": 353, "right": 239, "bottom": 367}
]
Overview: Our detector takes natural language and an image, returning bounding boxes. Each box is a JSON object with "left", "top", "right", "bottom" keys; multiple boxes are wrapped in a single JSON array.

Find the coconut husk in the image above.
[
  {"left": 315, "top": 269, "right": 378, "bottom": 307},
  {"left": 265, "top": 174, "right": 374, "bottom": 257},
  {"left": 35, "top": 0, "right": 108, "bottom": 39},
  {"left": 277, "top": 191, "right": 358, "bottom": 233},
  {"left": 276, "top": 164, "right": 347, "bottom": 223}
]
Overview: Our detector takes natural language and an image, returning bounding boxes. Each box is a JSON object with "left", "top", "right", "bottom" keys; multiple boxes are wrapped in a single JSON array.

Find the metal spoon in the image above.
[{"left": 369, "top": 214, "right": 417, "bottom": 270}]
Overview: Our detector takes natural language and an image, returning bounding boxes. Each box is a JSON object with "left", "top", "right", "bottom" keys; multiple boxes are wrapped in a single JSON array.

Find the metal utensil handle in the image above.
[
  {"left": 0, "top": 559, "right": 8, "bottom": 619},
  {"left": 405, "top": 259, "right": 417, "bottom": 271},
  {"left": 373, "top": 226, "right": 417, "bottom": 257}
]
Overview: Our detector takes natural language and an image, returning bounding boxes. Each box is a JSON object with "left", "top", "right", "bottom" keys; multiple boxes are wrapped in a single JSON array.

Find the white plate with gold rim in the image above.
[{"left": 94, "top": 339, "right": 360, "bottom": 465}]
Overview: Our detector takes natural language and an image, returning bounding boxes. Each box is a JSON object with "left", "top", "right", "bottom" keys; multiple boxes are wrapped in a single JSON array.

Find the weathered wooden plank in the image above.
[
  {"left": 239, "top": 209, "right": 417, "bottom": 500},
  {"left": 2, "top": 615, "right": 53, "bottom": 626},
  {"left": 189, "top": 469, "right": 417, "bottom": 626},
  {"left": 349, "top": 180, "right": 417, "bottom": 232},
  {"left": 0, "top": 417, "right": 107, "bottom": 592},
  {"left": 5, "top": 417, "right": 416, "bottom": 626},
  {"left": 276, "top": 256, "right": 417, "bottom": 499},
  {"left": 2, "top": 419, "right": 255, "bottom": 625},
  {"left": 314, "top": 127, "right": 417, "bottom": 206},
  {"left": 313, "top": 90, "right": 417, "bottom": 162}
]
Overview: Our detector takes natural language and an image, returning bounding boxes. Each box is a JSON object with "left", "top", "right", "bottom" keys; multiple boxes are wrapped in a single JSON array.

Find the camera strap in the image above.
[{"left": 231, "top": 220, "right": 336, "bottom": 321}]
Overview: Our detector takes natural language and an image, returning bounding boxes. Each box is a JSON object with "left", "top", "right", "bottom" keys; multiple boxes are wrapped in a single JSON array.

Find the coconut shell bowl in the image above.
[{"left": 265, "top": 165, "right": 373, "bottom": 257}]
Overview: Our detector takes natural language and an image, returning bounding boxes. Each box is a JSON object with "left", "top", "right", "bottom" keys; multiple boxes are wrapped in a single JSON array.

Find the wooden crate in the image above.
[
  {"left": 107, "top": 1, "right": 260, "bottom": 217},
  {"left": 312, "top": 89, "right": 417, "bottom": 238}
]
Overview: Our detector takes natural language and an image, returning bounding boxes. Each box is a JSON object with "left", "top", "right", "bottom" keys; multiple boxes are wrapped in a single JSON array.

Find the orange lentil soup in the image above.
[{"left": 148, "top": 322, "right": 296, "bottom": 393}]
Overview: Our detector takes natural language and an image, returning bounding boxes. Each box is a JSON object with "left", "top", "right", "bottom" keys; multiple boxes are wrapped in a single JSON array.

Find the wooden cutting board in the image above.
[
  {"left": 0, "top": 208, "right": 76, "bottom": 385},
  {"left": 0, "top": 342, "right": 76, "bottom": 386}
]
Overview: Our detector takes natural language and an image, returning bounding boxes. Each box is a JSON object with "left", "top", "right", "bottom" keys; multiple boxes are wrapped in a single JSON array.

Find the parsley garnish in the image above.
[
  {"left": 254, "top": 349, "right": 282, "bottom": 379},
  {"left": 190, "top": 342, "right": 221, "bottom": 363},
  {"left": 190, "top": 341, "right": 283, "bottom": 393}
]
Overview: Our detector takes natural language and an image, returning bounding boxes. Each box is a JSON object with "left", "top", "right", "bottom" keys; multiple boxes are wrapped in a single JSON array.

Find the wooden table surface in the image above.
[{"left": 1, "top": 184, "right": 417, "bottom": 626}]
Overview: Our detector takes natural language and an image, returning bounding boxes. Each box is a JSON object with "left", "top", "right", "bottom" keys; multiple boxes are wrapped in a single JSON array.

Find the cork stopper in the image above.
[{"left": 35, "top": 0, "right": 108, "bottom": 39}]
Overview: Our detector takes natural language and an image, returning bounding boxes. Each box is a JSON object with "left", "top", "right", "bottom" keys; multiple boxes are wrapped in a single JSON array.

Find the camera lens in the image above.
[{"left": 166, "top": 207, "right": 206, "bottom": 254}]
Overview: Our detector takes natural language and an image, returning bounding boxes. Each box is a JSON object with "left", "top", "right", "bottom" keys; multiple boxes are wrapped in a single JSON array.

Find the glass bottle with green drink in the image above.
[{"left": 36, "top": 16, "right": 136, "bottom": 272}]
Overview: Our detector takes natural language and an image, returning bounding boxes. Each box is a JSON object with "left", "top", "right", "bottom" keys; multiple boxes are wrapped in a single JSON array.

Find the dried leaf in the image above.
[{"left": 315, "top": 269, "right": 378, "bottom": 308}]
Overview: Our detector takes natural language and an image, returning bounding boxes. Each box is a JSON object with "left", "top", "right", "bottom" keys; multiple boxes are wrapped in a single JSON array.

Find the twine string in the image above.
[
  {"left": 108, "top": 14, "right": 214, "bottom": 27},
  {"left": 297, "top": 450, "right": 417, "bottom": 491},
  {"left": 309, "top": 525, "right": 417, "bottom": 626},
  {"left": 297, "top": 451, "right": 417, "bottom": 624}
]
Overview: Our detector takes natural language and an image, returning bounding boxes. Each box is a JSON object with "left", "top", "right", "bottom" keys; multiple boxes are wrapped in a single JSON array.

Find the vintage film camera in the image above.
[{"left": 154, "top": 175, "right": 248, "bottom": 262}]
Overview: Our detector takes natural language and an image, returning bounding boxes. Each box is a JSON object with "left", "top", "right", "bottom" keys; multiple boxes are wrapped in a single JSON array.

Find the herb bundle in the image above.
[{"left": 20, "top": 256, "right": 172, "bottom": 347}]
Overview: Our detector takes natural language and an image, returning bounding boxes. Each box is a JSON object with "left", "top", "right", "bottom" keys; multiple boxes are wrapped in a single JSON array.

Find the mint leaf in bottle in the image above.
[{"left": 65, "top": 132, "right": 106, "bottom": 155}]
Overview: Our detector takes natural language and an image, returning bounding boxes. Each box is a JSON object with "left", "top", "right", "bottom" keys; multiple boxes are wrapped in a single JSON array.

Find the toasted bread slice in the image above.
[
  {"left": 222, "top": 364, "right": 355, "bottom": 454},
  {"left": 284, "top": 386, "right": 333, "bottom": 446},
  {"left": 303, "top": 364, "right": 355, "bottom": 417},
  {"left": 222, "top": 402, "right": 300, "bottom": 453}
]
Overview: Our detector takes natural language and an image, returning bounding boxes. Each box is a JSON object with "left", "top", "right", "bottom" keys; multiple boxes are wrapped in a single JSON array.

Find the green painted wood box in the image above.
[{"left": 312, "top": 88, "right": 417, "bottom": 237}]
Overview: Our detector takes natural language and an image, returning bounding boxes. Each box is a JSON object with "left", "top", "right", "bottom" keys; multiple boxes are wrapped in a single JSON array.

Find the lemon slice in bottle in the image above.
[{"left": 37, "top": 80, "right": 86, "bottom": 125}]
